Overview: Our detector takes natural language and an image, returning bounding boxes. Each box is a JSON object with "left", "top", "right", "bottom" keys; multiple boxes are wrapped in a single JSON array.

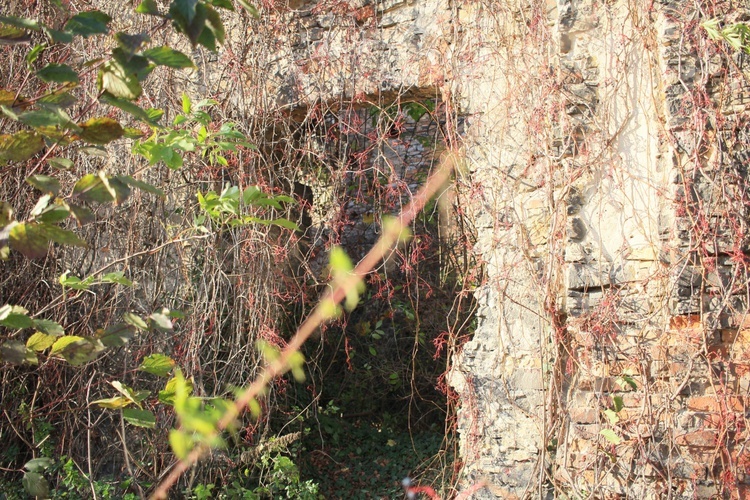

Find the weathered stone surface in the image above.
[{"left": 233, "top": 0, "right": 750, "bottom": 496}]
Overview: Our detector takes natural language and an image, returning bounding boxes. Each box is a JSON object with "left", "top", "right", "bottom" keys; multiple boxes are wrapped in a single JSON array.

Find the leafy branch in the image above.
[{"left": 150, "top": 151, "right": 460, "bottom": 499}]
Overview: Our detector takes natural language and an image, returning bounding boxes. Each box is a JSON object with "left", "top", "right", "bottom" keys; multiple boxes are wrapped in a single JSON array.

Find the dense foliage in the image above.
[{"left": 0, "top": 1, "right": 474, "bottom": 498}]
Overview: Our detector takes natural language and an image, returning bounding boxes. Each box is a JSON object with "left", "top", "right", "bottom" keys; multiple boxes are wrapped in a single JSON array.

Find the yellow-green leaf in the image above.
[
  {"left": 8, "top": 222, "right": 49, "bottom": 259},
  {"left": 0, "top": 130, "right": 44, "bottom": 164},
  {"left": 600, "top": 429, "right": 622, "bottom": 445},
  {"left": 26, "top": 175, "right": 60, "bottom": 195},
  {"left": 159, "top": 373, "right": 193, "bottom": 405},
  {"left": 98, "top": 59, "right": 142, "bottom": 100},
  {"left": 78, "top": 117, "right": 123, "bottom": 144},
  {"left": 90, "top": 395, "right": 132, "bottom": 409},
  {"left": 0, "top": 304, "right": 33, "bottom": 329},
  {"left": 26, "top": 332, "right": 58, "bottom": 351},
  {"left": 169, "top": 429, "right": 193, "bottom": 460},
  {"left": 139, "top": 353, "right": 176, "bottom": 377},
  {"left": 50, "top": 335, "right": 85, "bottom": 355}
]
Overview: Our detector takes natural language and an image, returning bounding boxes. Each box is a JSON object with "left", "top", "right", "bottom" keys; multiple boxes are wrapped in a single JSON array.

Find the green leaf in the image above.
[
  {"left": 169, "top": 429, "right": 193, "bottom": 460},
  {"left": 186, "top": 2, "right": 209, "bottom": 47},
  {"left": 170, "top": 0, "right": 199, "bottom": 27},
  {"left": 143, "top": 46, "right": 195, "bottom": 68},
  {"left": 123, "top": 408, "right": 156, "bottom": 428},
  {"left": 59, "top": 273, "right": 90, "bottom": 290},
  {"left": 0, "top": 23, "right": 32, "bottom": 44},
  {"left": 78, "top": 117, "right": 124, "bottom": 144},
  {"left": 140, "top": 353, "right": 176, "bottom": 376},
  {"left": 329, "top": 246, "right": 363, "bottom": 311},
  {"left": 39, "top": 91, "right": 77, "bottom": 109},
  {"left": 0, "top": 104, "right": 20, "bottom": 120},
  {"left": 26, "top": 44, "right": 46, "bottom": 67},
  {"left": 38, "top": 223, "right": 86, "bottom": 247},
  {"left": 27, "top": 332, "right": 58, "bottom": 351},
  {"left": 64, "top": 10, "right": 112, "bottom": 37},
  {"left": 67, "top": 203, "right": 95, "bottom": 225},
  {"left": 73, "top": 174, "right": 115, "bottom": 203},
  {"left": 34, "top": 203, "right": 70, "bottom": 224},
  {"left": 29, "top": 195, "right": 51, "bottom": 219},
  {"left": 43, "top": 27, "right": 73, "bottom": 44},
  {"left": 26, "top": 175, "right": 60, "bottom": 195},
  {"left": 8, "top": 222, "right": 50, "bottom": 259},
  {"left": 114, "top": 31, "right": 150, "bottom": 57},
  {"left": 33, "top": 319, "right": 64, "bottom": 336},
  {"left": 0, "top": 16, "right": 42, "bottom": 31},
  {"left": 24, "top": 458, "right": 54, "bottom": 472},
  {"left": 600, "top": 429, "right": 622, "bottom": 445},
  {"left": 147, "top": 108, "right": 164, "bottom": 122},
  {"left": 0, "top": 340, "right": 37, "bottom": 364},
  {"left": 18, "top": 108, "right": 79, "bottom": 130},
  {"left": 210, "top": 0, "right": 234, "bottom": 10},
  {"left": 48, "top": 157, "right": 74, "bottom": 170},
  {"left": 159, "top": 374, "right": 193, "bottom": 405},
  {"left": 124, "top": 127, "right": 146, "bottom": 139},
  {"left": 288, "top": 351, "right": 305, "bottom": 382},
  {"left": 101, "top": 271, "right": 133, "bottom": 286},
  {"left": 22, "top": 471, "right": 49, "bottom": 498},
  {"left": 613, "top": 395, "right": 624, "bottom": 413},
  {"left": 79, "top": 146, "right": 108, "bottom": 157},
  {"left": 182, "top": 93, "right": 191, "bottom": 114},
  {"left": 269, "top": 218, "right": 300, "bottom": 231},
  {"left": 123, "top": 312, "right": 148, "bottom": 331},
  {"left": 100, "top": 92, "right": 154, "bottom": 123},
  {"left": 117, "top": 175, "right": 166, "bottom": 198},
  {"left": 236, "top": 0, "right": 260, "bottom": 18},
  {"left": 37, "top": 63, "right": 80, "bottom": 84},
  {"left": 49, "top": 335, "right": 85, "bottom": 355},
  {"left": 51, "top": 336, "right": 104, "bottom": 365},
  {"left": 248, "top": 398, "right": 261, "bottom": 418},
  {"left": 136, "top": 0, "right": 162, "bottom": 15},
  {"left": 200, "top": 5, "right": 224, "bottom": 48},
  {"left": 98, "top": 323, "right": 136, "bottom": 347},
  {"left": 98, "top": 59, "right": 142, "bottom": 100},
  {"left": 619, "top": 375, "right": 637, "bottom": 391},
  {"left": 242, "top": 185, "right": 261, "bottom": 204},
  {"left": 0, "top": 130, "right": 45, "bottom": 164}
]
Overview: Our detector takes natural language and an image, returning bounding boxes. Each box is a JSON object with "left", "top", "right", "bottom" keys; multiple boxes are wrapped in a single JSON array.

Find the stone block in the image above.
[
  {"left": 674, "top": 430, "right": 719, "bottom": 448},
  {"left": 567, "top": 262, "right": 611, "bottom": 290},
  {"left": 569, "top": 407, "right": 599, "bottom": 424},
  {"left": 566, "top": 217, "right": 587, "bottom": 241},
  {"left": 511, "top": 369, "right": 545, "bottom": 391},
  {"left": 686, "top": 395, "right": 746, "bottom": 412},
  {"left": 565, "top": 242, "right": 587, "bottom": 262}
]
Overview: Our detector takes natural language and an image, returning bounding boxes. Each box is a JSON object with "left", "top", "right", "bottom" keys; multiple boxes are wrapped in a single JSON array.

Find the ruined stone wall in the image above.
[{"left": 239, "top": 0, "right": 750, "bottom": 497}]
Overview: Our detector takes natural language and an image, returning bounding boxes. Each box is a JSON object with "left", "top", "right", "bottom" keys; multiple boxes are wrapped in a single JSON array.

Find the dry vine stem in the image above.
[{"left": 150, "top": 151, "right": 459, "bottom": 499}]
